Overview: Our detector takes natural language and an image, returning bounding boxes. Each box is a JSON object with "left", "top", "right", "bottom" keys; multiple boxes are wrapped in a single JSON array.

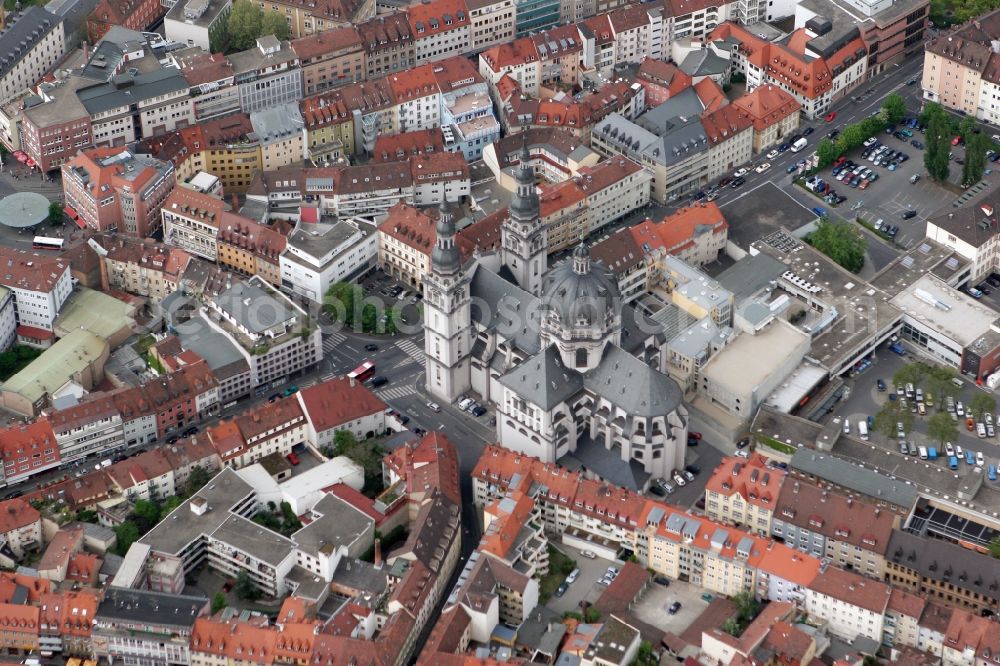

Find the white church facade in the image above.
[{"left": 422, "top": 147, "right": 689, "bottom": 483}]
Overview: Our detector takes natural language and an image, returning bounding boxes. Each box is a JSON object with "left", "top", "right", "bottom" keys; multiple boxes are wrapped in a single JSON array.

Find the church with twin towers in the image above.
[{"left": 421, "top": 146, "right": 690, "bottom": 483}]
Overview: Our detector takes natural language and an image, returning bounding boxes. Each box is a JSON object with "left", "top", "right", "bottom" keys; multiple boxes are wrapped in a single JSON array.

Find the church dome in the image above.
[{"left": 542, "top": 243, "right": 620, "bottom": 330}]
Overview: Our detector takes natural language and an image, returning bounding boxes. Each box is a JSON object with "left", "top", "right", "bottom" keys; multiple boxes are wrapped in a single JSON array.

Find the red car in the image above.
[
  {"left": 287, "top": 452, "right": 300, "bottom": 465},
  {"left": 952, "top": 136, "right": 964, "bottom": 146},
  {"left": 833, "top": 156, "right": 847, "bottom": 167},
  {"left": 824, "top": 111, "right": 837, "bottom": 122},
  {"left": 689, "top": 432, "right": 703, "bottom": 440}
]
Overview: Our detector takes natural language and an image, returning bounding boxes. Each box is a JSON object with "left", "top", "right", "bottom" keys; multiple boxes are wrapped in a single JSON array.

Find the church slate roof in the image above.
[
  {"left": 583, "top": 345, "right": 682, "bottom": 418},
  {"left": 497, "top": 345, "right": 583, "bottom": 410},
  {"left": 469, "top": 264, "right": 542, "bottom": 355}
]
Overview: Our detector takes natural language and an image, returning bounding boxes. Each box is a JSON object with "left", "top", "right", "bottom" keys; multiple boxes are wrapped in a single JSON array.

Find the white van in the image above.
[
  {"left": 918, "top": 446, "right": 929, "bottom": 460},
  {"left": 790, "top": 137, "right": 808, "bottom": 152},
  {"left": 858, "top": 421, "right": 869, "bottom": 440},
  {"left": 843, "top": 419, "right": 851, "bottom": 434}
]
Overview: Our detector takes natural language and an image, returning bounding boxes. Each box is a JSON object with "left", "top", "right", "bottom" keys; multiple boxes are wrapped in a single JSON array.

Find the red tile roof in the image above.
[
  {"left": 372, "top": 129, "right": 445, "bottom": 163},
  {"left": 407, "top": 0, "right": 469, "bottom": 38},
  {"left": 732, "top": 84, "right": 801, "bottom": 131},
  {"left": 383, "top": 431, "right": 461, "bottom": 506},
  {"left": 637, "top": 57, "right": 692, "bottom": 93},
  {"left": 298, "top": 376, "right": 387, "bottom": 434},
  {"left": 700, "top": 102, "right": 754, "bottom": 145},
  {"left": 704, "top": 453, "right": 781, "bottom": 511},
  {"left": 628, "top": 201, "right": 728, "bottom": 257},
  {"left": 378, "top": 201, "right": 437, "bottom": 257},
  {"left": 808, "top": 566, "right": 890, "bottom": 614},
  {"left": 0, "top": 498, "right": 39, "bottom": 535}
]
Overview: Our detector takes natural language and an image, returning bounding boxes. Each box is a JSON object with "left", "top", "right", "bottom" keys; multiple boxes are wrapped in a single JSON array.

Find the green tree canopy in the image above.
[
  {"left": 881, "top": 93, "right": 907, "bottom": 125},
  {"left": 990, "top": 536, "right": 1000, "bottom": 559},
  {"left": 235, "top": 570, "right": 261, "bottom": 600},
  {"left": 48, "top": 201, "right": 64, "bottom": 226},
  {"left": 924, "top": 102, "right": 952, "bottom": 182},
  {"left": 928, "top": 411, "right": 958, "bottom": 445},
  {"left": 113, "top": 522, "right": 140, "bottom": 556},
  {"left": 963, "top": 131, "right": 991, "bottom": 186},
  {"left": 185, "top": 465, "right": 212, "bottom": 496},
  {"left": 970, "top": 393, "right": 997, "bottom": 420},
  {"left": 816, "top": 138, "right": 839, "bottom": 168},
  {"left": 226, "top": 0, "right": 289, "bottom": 51},
  {"left": 211, "top": 592, "right": 227, "bottom": 615},
  {"left": 806, "top": 219, "right": 866, "bottom": 273}
]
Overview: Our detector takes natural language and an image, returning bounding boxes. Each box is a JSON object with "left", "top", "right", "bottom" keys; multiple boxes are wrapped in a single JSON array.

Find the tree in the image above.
[
  {"left": 924, "top": 102, "right": 951, "bottom": 182},
  {"left": 211, "top": 592, "right": 227, "bottom": 614},
  {"left": 881, "top": 93, "right": 907, "bottom": 125},
  {"left": 816, "top": 138, "right": 839, "bottom": 168},
  {"left": 893, "top": 363, "right": 925, "bottom": 389},
  {"left": 837, "top": 124, "right": 869, "bottom": 152},
  {"left": 874, "top": 402, "right": 909, "bottom": 439},
  {"left": 185, "top": 466, "right": 211, "bottom": 496},
  {"left": 732, "top": 590, "right": 759, "bottom": 623},
  {"left": 928, "top": 411, "right": 958, "bottom": 445},
  {"left": 632, "top": 640, "right": 657, "bottom": 666},
  {"left": 334, "top": 429, "right": 358, "bottom": 456},
  {"left": 721, "top": 617, "right": 743, "bottom": 637},
  {"left": 806, "top": 219, "right": 866, "bottom": 273},
  {"left": 260, "top": 10, "right": 290, "bottom": 40},
  {"left": 113, "top": 522, "right": 140, "bottom": 556},
  {"left": 990, "top": 536, "right": 1000, "bottom": 559},
  {"left": 47, "top": 201, "right": 64, "bottom": 226},
  {"left": 970, "top": 393, "right": 997, "bottom": 420},
  {"left": 584, "top": 607, "right": 601, "bottom": 623},
  {"left": 235, "top": 570, "right": 261, "bottom": 601},
  {"left": 227, "top": 0, "right": 264, "bottom": 51},
  {"left": 131, "top": 499, "right": 162, "bottom": 533},
  {"left": 963, "top": 131, "right": 991, "bottom": 186},
  {"left": 162, "top": 495, "right": 184, "bottom": 516}
]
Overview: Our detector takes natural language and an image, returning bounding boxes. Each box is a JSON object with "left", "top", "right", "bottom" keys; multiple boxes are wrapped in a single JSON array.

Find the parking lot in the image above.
[
  {"left": 545, "top": 543, "right": 625, "bottom": 615},
  {"left": 631, "top": 577, "right": 717, "bottom": 636},
  {"left": 648, "top": 440, "right": 725, "bottom": 511},
  {"left": 826, "top": 340, "right": 1000, "bottom": 494}
]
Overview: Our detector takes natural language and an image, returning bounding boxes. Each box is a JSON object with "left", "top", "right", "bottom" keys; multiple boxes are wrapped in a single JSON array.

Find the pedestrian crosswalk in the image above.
[
  {"left": 321, "top": 332, "right": 345, "bottom": 355},
  {"left": 377, "top": 383, "right": 416, "bottom": 401},
  {"left": 396, "top": 338, "right": 425, "bottom": 364}
]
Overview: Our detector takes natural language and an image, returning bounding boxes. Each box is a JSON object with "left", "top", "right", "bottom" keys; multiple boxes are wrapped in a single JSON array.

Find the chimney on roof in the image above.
[
  {"left": 231, "top": 193, "right": 239, "bottom": 210},
  {"left": 374, "top": 538, "right": 383, "bottom": 568}
]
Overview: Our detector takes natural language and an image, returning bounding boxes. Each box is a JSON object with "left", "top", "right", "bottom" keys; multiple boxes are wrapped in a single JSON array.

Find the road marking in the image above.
[
  {"left": 395, "top": 338, "right": 425, "bottom": 364},
  {"left": 322, "top": 333, "right": 346, "bottom": 353},
  {"left": 377, "top": 383, "right": 417, "bottom": 400}
]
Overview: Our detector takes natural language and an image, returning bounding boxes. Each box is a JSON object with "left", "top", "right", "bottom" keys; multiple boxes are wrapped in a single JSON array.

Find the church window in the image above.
[{"left": 575, "top": 348, "right": 587, "bottom": 368}]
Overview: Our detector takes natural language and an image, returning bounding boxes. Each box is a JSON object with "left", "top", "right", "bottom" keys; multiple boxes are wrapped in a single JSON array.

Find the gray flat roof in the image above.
[
  {"left": 291, "top": 494, "right": 372, "bottom": 558},
  {"left": 890, "top": 274, "right": 999, "bottom": 348},
  {"left": 0, "top": 192, "right": 49, "bottom": 229},
  {"left": 285, "top": 221, "right": 361, "bottom": 263},
  {"left": 212, "top": 514, "right": 295, "bottom": 567},
  {"left": 167, "top": 308, "right": 247, "bottom": 375},
  {"left": 97, "top": 588, "right": 206, "bottom": 628},
  {"left": 700, "top": 319, "right": 809, "bottom": 395},
  {"left": 888, "top": 529, "right": 1000, "bottom": 598},
  {"left": 869, "top": 240, "right": 969, "bottom": 295},
  {"left": 790, "top": 449, "right": 919, "bottom": 509},
  {"left": 140, "top": 467, "right": 255, "bottom": 556},
  {"left": 212, "top": 280, "right": 296, "bottom": 334},
  {"left": 715, "top": 253, "right": 787, "bottom": 304},
  {"left": 165, "top": 0, "right": 231, "bottom": 28},
  {"left": 77, "top": 66, "right": 189, "bottom": 115}
]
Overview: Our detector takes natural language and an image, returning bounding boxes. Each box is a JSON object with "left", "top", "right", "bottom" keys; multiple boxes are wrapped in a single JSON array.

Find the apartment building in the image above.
[
  {"left": 631, "top": 202, "right": 730, "bottom": 269},
  {"left": 18, "top": 78, "right": 94, "bottom": 173},
  {"left": 97, "top": 236, "right": 192, "bottom": 302},
  {"left": 408, "top": 0, "right": 472, "bottom": 65},
  {"left": 80, "top": 68, "right": 195, "bottom": 148},
  {"left": 378, "top": 201, "right": 439, "bottom": 288},
  {"left": 537, "top": 156, "right": 651, "bottom": 251},
  {"left": 771, "top": 478, "right": 897, "bottom": 579},
  {"left": 216, "top": 213, "right": 286, "bottom": 286},
  {"left": 804, "top": 566, "right": 891, "bottom": 642},
  {"left": 248, "top": 0, "right": 375, "bottom": 39},
  {"left": 229, "top": 36, "right": 302, "bottom": 114},
  {"left": 93, "top": 589, "right": 208, "bottom": 666},
  {"left": 0, "top": 7, "right": 65, "bottom": 106},
  {"left": 163, "top": 0, "right": 232, "bottom": 52},
  {"left": 207, "top": 396, "right": 307, "bottom": 467},
  {"left": 46, "top": 395, "right": 124, "bottom": 465},
  {"left": 703, "top": 454, "right": 781, "bottom": 536},
  {"left": 498, "top": 79, "right": 644, "bottom": 138},
  {"left": 105, "top": 439, "right": 220, "bottom": 502},
  {"left": 291, "top": 27, "right": 365, "bottom": 95},
  {"left": 280, "top": 219, "right": 377, "bottom": 302},
  {"left": 161, "top": 188, "right": 225, "bottom": 261},
  {"left": 0, "top": 247, "right": 73, "bottom": 333},
  {"left": 467, "top": 0, "right": 516, "bottom": 52},
  {"left": 700, "top": 102, "right": 754, "bottom": 180},
  {"left": 922, "top": 13, "right": 1000, "bottom": 130},
  {"left": 88, "top": 0, "right": 165, "bottom": 43},
  {"left": 357, "top": 13, "right": 415, "bottom": 80},
  {"left": 885, "top": 529, "right": 1000, "bottom": 615},
  {"left": 0, "top": 287, "right": 15, "bottom": 352},
  {"left": 295, "top": 376, "right": 387, "bottom": 449},
  {"left": 174, "top": 51, "right": 239, "bottom": 121},
  {"left": 732, "top": 83, "right": 801, "bottom": 153},
  {"left": 204, "top": 278, "right": 322, "bottom": 388},
  {"left": 62, "top": 148, "right": 177, "bottom": 238},
  {"left": 0, "top": 498, "right": 41, "bottom": 563}
]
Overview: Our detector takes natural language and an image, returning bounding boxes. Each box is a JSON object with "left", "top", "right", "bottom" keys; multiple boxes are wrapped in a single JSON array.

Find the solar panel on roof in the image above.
[
  {"left": 945, "top": 257, "right": 959, "bottom": 270},
  {"left": 900, "top": 256, "right": 914, "bottom": 268},
  {"left": 918, "top": 243, "right": 931, "bottom": 254}
]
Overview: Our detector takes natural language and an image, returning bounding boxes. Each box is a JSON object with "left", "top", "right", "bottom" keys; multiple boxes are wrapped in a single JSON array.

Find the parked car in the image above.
[
  {"left": 654, "top": 576, "right": 671, "bottom": 586},
  {"left": 555, "top": 582, "right": 569, "bottom": 597},
  {"left": 902, "top": 210, "right": 917, "bottom": 219},
  {"left": 471, "top": 405, "right": 488, "bottom": 417},
  {"left": 426, "top": 401, "right": 441, "bottom": 412},
  {"left": 766, "top": 149, "right": 780, "bottom": 159},
  {"left": 803, "top": 127, "right": 815, "bottom": 136},
  {"left": 669, "top": 601, "right": 682, "bottom": 614},
  {"left": 755, "top": 162, "right": 772, "bottom": 173},
  {"left": 580, "top": 550, "right": 597, "bottom": 559},
  {"left": 286, "top": 452, "right": 300, "bottom": 465},
  {"left": 825, "top": 111, "right": 837, "bottom": 122},
  {"left": 731, "top": 177, "right": 746, "bottom": 189},
  {"left": 689, "top": 431, "right": 702, "bottom": 440}
]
